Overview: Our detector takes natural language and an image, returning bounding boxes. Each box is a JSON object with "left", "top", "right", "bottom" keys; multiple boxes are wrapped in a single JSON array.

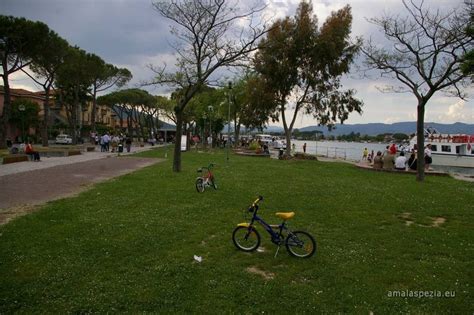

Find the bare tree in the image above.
[
  {"left": 148, "top": 0, "right": 269, "bottom": 172},
  {"left": 362, "top": 0, "right": 473, "bottom": 181}
]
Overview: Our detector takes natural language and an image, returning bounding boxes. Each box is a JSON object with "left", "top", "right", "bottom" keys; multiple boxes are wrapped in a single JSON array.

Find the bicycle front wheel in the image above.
[
  {"left": 211, "top": 179, "right": 218, "bottom": 190},
  {"left": 195, "top": 178, "right": 205, "bottom": 193},
  {"left": 285, "top": 231, "right": 316, "bottom": 258},
  {"left": 232, "top": 226, "right": 260, "bottom": 252}
]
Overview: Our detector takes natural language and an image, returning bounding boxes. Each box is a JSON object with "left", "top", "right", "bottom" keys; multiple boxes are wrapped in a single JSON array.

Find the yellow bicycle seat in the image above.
[{"left": 275, "top": 212, "right": 295, "bottom": 220}]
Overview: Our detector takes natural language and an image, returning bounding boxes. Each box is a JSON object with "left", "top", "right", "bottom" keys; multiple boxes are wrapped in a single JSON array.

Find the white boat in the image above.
[
  {"left": 254, "top": 134, "right": 286, "bottom": 149},
  {"left": 409, "top": 127, "right": 474, "bottom": 168}
]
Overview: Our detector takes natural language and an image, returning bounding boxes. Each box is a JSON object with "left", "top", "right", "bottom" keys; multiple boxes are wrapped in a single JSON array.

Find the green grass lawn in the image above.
[{"left": 0, "top": 147, "right": 472, "bottom": 313}]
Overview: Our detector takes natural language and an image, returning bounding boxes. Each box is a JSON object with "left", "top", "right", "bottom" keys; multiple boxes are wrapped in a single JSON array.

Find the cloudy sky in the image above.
[{"left": 1, "top": 0, "right": 473, "bottom": 128}]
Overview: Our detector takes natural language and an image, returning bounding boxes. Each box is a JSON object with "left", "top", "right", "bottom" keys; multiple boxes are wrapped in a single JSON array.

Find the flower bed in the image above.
[{"left": 2, "top": 154, "right": 29, "bottom": 164}]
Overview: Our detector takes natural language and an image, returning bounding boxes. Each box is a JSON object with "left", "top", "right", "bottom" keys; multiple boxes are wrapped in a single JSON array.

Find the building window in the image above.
[
  {"left": 430, "top": 145, "right": 437, "bottom": 152},
  {"left": 441, "top": 145, "right": 451, "bottom": 152}
]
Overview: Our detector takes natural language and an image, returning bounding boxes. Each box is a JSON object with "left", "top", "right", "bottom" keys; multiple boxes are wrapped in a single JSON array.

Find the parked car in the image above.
[{"left": 55, "top": 134, "right": 73, "bottom": 144}]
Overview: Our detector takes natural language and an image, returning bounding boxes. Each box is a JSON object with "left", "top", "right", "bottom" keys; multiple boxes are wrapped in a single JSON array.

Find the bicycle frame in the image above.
[
  {"left": 198, "top": 166, "right": 214, "bottom": 184},
  {"left": 243, "top": 205, "right": 288, "bottom": 244}
]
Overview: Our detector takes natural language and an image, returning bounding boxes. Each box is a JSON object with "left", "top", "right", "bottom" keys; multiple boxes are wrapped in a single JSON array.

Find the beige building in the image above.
[{"left": 0, "top": 86, "right": 117, "bottom": 142}]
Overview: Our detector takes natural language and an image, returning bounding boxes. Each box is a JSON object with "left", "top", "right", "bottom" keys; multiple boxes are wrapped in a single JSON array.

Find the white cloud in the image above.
[
  {"left": 435, "top": 100, "right": 474, "bottom": 123},
  {"left": 2, "top": 0, "right": 471, "bottom": 129},
  {"left": 8, "top": 68, "right": 42, "bottom": 92}
]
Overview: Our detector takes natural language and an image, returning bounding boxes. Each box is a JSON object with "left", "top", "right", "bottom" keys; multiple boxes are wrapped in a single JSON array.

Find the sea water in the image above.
[{"left": 291, "top": 140, "right": 474, "bottom": 176}]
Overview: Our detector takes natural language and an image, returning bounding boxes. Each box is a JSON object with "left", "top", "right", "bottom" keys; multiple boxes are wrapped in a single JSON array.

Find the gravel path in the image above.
[{"left": 0, "top": 147, "right": 164, "bottom": 225}]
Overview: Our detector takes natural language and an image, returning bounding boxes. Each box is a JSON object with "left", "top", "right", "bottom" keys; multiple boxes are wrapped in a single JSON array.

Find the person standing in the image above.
[
  {"left": 424, "top": 144, "right": 432, "bottom": 171},
  {"left": 303, "top": 143, "right": 307, "bottom": 153},
  {"left": 207, "top": 135, "right": 212, "bottom": 148},
  {"left": 362, "top": 147, "right": 368, "bottom": 160},
  {"left": 103, "top": 133, "right": 110, "bottom": 152},
  {"left": 100, "top": 134, "right": 106, "bottom": 152},
  {"left": 389, "top": 143, "right": 397, "bottom": 155},
  {"left": 382, "top": 150, "right": 395, "bottom": 170},
  {"left": 368, "top": 150, "right": 375, "bottom": 163},
  {"left": 111, "top": 134, "right": 119, "bottom": 152}
]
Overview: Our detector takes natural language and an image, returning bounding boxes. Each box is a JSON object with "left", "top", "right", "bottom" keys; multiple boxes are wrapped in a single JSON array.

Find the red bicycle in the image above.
[{"left": 195, "top": 163, "right": 217, "bottom": 193}]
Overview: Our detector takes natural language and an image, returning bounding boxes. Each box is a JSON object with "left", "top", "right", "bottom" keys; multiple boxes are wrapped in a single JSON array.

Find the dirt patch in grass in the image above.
[
  {"left": 0, "top": 204, "right": 39, "bottom": 226},
  {"left": 246, "top": 266, "right": 275, "bottom": 280},
  {"left": 430, "top": 217, "right": 446, "bottom": 227},
  {"left": 397, "top": 212, "right": 446, "bottom": 228},
  {"left": 398, "top": 212, "right": 414, "bottom": 226}
]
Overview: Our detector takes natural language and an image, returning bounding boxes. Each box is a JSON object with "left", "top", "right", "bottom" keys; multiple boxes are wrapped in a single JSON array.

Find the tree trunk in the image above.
[
  {"left": 184, "top": 122, "right": 191, "bottom": 151},
  {"left": 281, "top": 105, "right": 292, "bottom": 156},
  {"left": 91, "top": 86, "right": 97, "bottom": 132},
  {"left": 416, "top": 102, "right": 426, "bottom": 182},
  {"left": 72, "top": 87, "right": 79, "bottom": 145},
  {"left": 234, "top": 122, "right": 241, "bottom": 146},
  {"left": 173, "top": 109, "right": 184, "bottom": 172},
  {"left": 0, "top": 62, "right": 12, "bottom": 149}
]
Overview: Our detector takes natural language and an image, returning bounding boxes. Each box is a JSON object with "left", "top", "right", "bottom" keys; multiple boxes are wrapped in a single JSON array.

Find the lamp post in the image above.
[
  {"left": 208, "top": 105, "right": 213, "bottom": 148},
  {"left": 18, "top": 104, "right": 26, "bottom": 143},
  {"left": 227, "top": 82, "right": 232, "bottom": 162},
  {"left": 202, "top": 113, "right": 207, "bottom": 148}
]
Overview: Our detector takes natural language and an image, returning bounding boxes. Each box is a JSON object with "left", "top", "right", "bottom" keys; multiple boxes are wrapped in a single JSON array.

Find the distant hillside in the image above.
[{"left": 298, "top": 122, "right": 473, "bottom": 136}]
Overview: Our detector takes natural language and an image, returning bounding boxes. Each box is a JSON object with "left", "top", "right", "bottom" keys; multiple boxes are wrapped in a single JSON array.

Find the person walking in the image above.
[{"left": 125, "top": 136, "right": 132, "bottom": 153}]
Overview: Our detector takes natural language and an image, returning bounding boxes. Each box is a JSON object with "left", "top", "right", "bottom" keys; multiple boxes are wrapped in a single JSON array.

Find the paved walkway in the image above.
[
  {"left": 0, "top": 145, "right": 165, "bottom": 225},
  {"left": 0, "top": 145, "right": 160, "bottom": 177},
  {"left": 354, "top": 160, "right": 474, "bottom": 182}
]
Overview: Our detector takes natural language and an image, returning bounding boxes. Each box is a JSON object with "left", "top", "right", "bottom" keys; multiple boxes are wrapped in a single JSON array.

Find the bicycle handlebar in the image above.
[
  {"left": 198, "top": 163, "right": 216, "bottom": 172},
  {"left": 249, "top": 196, "right": 263, "bottom": 211}
]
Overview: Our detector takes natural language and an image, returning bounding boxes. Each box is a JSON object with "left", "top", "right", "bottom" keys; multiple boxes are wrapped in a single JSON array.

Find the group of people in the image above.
[
  {"left": 93, "top": 133, "right": 132, "bottom": 153},
  {"left": 367, "top": 143, "right": 432, "bottom": 171}
]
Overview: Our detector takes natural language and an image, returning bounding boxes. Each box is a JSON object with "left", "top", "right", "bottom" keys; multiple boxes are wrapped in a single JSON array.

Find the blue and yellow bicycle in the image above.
[{"left": 232, "top": 196, "right": 316, "bottom": 258}]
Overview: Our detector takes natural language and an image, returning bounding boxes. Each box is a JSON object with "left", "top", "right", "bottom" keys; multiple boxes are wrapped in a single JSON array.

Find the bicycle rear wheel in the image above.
[
  {"left": 285, "top": 231, "right": 316, "bottom": 258},
  {"left": 195, "top": 178, "right": 205, "bottom": 193},
  {"left": 232, "top": 226, "right": 260, "bottom": 252}
]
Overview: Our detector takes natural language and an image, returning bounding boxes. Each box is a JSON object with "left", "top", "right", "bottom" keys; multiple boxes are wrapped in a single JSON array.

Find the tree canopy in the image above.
[
  {"left": 254, "top": 1, "right": 362, "bottom": 155},
  {"left": 362, "top": 0, "right": 473, "bottom": 181},
  {"left": 149, "top": 0, "right": 270, "bottom": 171},
  {"left": 0, "top": 15, "right": 50, "bottom": 148}
]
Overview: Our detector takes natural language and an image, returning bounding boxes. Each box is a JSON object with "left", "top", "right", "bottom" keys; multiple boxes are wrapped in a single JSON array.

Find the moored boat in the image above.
[
  {"left": 409, "top": 127, "right": 474, "bottom": 168},
  {"left": 254, "top": 134, "right": 286, "bottom": 149}
]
